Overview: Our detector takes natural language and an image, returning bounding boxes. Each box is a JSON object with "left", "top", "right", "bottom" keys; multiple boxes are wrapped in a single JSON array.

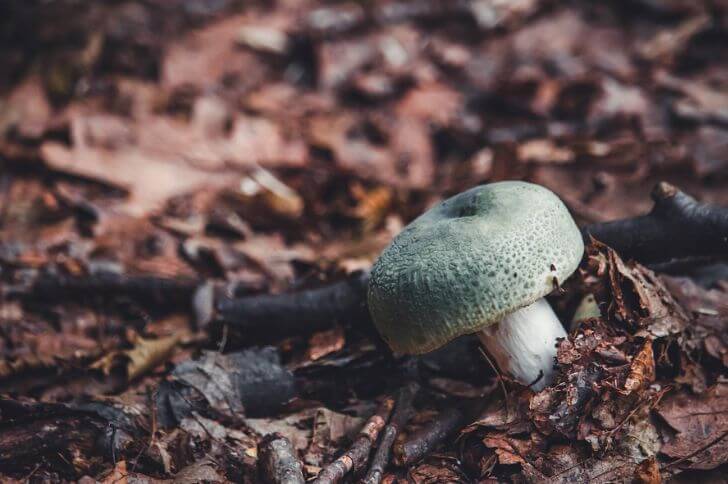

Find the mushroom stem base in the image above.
[{"left": 477, "top": 298, "right": 566, "bottom": 391}]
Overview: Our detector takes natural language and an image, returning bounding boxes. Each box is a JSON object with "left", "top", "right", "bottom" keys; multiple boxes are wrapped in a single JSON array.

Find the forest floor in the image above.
[{"left": 0, "top": 0, "right": 727, "bottom": 482}]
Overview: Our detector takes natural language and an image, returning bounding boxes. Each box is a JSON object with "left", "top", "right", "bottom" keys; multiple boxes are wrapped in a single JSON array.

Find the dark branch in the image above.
[
  {"left": 215, "top": 271, "right": 370, "bottom": 336},
  {"left": 393, "top": 404, "right": 469, "bottom": 467},
  {"left": 582, "top": 182, "right": 728, "bottom": 264}
]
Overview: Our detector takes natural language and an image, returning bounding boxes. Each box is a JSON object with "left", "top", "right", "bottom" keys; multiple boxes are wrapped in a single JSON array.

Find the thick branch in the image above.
[
  {"left": 215, "top": 271, "right": 370, "bottom": 335},
  {"left": 582, "top": 182, "right": 728, "bottom": 264}
]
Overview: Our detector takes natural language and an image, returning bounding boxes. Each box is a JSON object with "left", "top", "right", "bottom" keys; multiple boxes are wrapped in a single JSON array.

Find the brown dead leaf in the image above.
[
  {"left": 409, "top": 460, "right": 465, "bottom": 483},
  {"left": 622, "top": 340, "right": 656, "bottom": 395},
  {"left": 482, "top": 433, "right": 529, "bottom": 465},
  {"left": 656, "top": 71, "right": 728, "bottom": 125},
  {"left": 236, "top": 167, "right": 304, "bottom": 219},
  {"left": 41, "top": 140, "right": 232, "bottom": 217},
  {"left": 688, "top": 126, "right": 728, "bottom": 178},
  {"left": 517, "top": 138, "right": 574, "bottom": 164},
  {"left": 173, "top": 459, "right": 225, "bottom": 484},
  {"left": 633, "top": 456, "right": 661, "bottom": 484},
  {"left": 307, "top": 326, "right": 346, "bottom": 361},
  {"left": 0, "top": 75, "right": 52, "bottom": 140},
  {"left": 584, "top": 240, "right": 688, "bottom": 336},
  {"left": 396, "top": 82, "right": 462, "bottom": 126},
  {"left": 308, "top": 112, "right": 433, "bottom": 189},
  {"left": 161, "top": 14, "right": 268, "bottom": 90},
  {"left": 92, "top": 332, "right": 182, "bottom": 382},
  {"left": 658, "top": 383, "right": 728, "bottom": 470},
  {"left": 638, "top": 14, "right": 710, "bottom": 64},
  {"left": 101, "top": 460, "right": 128, "bottom": 484},
  {"left": 305, "top": 407, "right": 365, "bottom": 467}
]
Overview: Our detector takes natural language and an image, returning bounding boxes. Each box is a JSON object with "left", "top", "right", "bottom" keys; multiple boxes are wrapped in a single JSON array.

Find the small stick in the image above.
[
  {"left": 312, "top": 397, "right": 395, "bottom": 484},
  {"left": 259, "top": 433, "right": 305, "bottom": 484},
  {"left": 393, "top": 405, "right": 468, "bottom": 466},
  {"left": 363, "top": 383, "right": 419, "bottom": 484}
]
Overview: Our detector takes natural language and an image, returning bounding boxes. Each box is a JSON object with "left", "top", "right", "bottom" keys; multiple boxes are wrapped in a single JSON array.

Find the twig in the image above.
[
  {"left": 312, "top": 397, "right": 395, "bottom": 484},
  {"left": 7, "top": 271, "right": 198, "bottom": 306},
  {"left": 259, "top": 433, "right": 305, "bottom": 484},
  {"left": 583, "top": 182, "right": 728, "bottom": 264},
  {"left": 216, "top": 271, "right": 370, "bottom": 336},
  {"left": 363, "top": 382, "right": 420, "bottom": 484},
  {"left": 393, "top": 404, "right": 469, "bottom": 467}
]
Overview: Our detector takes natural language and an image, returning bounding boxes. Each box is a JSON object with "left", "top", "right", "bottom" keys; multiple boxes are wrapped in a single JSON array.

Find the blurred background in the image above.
[{"left": 1, "top": 1, "right": 727, "bottom": 354}]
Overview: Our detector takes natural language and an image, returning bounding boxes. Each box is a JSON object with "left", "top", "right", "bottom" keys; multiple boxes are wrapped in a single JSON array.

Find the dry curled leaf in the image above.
[
  {"left": 92, "top": 332, "right": 182, "bottom": 382},
  {"left": 622, "top": 340, "right": 655, "bottom": 395}
]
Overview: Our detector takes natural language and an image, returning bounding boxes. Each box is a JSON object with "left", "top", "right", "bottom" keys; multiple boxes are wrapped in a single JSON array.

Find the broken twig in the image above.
[
  {"left": 363, "top": 382, "right": 419, "bottom": 484},
  {"left": 312, "top": 396, "right": 395, "bottom": 484},
  {"left": 394, "top": 404, "right": 469, "bottom": 466}
]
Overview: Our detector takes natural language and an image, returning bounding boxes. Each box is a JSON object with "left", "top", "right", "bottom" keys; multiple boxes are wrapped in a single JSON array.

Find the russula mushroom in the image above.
[{"left": 367, "top": 181, "right": 584, "bottom": 390}]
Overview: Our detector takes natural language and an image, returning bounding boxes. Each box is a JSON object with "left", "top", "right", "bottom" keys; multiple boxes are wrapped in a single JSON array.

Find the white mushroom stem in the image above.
[{"left": 477, "top": 297, "right": 566, "bottom": 391}]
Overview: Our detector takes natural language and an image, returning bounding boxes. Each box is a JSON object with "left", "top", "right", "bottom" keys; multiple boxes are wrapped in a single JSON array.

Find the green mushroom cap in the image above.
[{"left": 367, "top": 181, "right": 584, "bottom": 355}]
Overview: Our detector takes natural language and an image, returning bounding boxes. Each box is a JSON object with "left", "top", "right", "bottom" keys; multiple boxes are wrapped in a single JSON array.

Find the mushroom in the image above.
[{"left": 367, "top": 181, "right": 584, "bottom": 390}]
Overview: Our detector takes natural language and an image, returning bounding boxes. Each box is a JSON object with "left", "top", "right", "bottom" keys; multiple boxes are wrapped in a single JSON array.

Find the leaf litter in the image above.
[{"left": 1, "top": 0, "right": 727, "bottom": 482}]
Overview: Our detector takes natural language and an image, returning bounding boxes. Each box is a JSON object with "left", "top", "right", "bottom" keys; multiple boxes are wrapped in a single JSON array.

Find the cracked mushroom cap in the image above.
[{"left": 367, "top": 181, "right": 584, "bottom": 354}]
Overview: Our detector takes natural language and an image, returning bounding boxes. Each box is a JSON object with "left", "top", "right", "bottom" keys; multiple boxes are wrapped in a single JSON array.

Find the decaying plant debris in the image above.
[{"left": 1, "top": 0, "right": 727, "bottom": 482}]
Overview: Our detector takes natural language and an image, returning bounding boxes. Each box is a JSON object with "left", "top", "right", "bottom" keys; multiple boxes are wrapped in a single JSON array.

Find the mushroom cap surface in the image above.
[{"left": 367, "top": 181, "right": 584, "bottom": 354}]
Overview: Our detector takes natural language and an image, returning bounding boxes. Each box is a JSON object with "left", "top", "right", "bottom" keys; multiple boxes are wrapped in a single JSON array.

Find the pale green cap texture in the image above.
[{"left": 367, "top": 181, "right": 584, "bottom": 355}]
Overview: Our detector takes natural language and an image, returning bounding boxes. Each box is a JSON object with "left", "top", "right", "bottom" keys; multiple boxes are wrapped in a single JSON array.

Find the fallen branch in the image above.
[
  {"left": 583, "top": 182, "right": 728, "bottom": 264},
  {"left": 215, "top": 271, "right": 370, "bottom": 336},
  {"left": 312, "top": 396, "right": 395, "bottom": 484},
  {"left": 363, "top": 382, "right": 419, "bottom": 484},
  {"left": 259, "top": 433, "right": 305, "bottom": 484},
  {"left": 393, "top": 404, "right": 469, "bottom": 467},
  {"left": 6, "top": 271, "right": 198, "bottom": 307}
]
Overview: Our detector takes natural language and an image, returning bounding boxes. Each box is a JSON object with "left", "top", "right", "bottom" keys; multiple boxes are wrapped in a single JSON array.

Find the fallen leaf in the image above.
[
  {"left": 622, "top": 340, "right": 655, "bottom": 395},
  {"left": 307, "top": 326, "right": 346, "bottom": 361},
  {"left": 517, "top": 139, "right": 574, "bottom": 164},
  {"left": 658, "top": 383, "right": 728, "bottom": 470},
  {"left": 633, "top": 456, "right": 661, "bottom": 484},
  {"left": 92, "top": 332, "right": 181, "bottom": 383},
  {"left": 101, "top": 460, "right": 128, "bottom": 484}
]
